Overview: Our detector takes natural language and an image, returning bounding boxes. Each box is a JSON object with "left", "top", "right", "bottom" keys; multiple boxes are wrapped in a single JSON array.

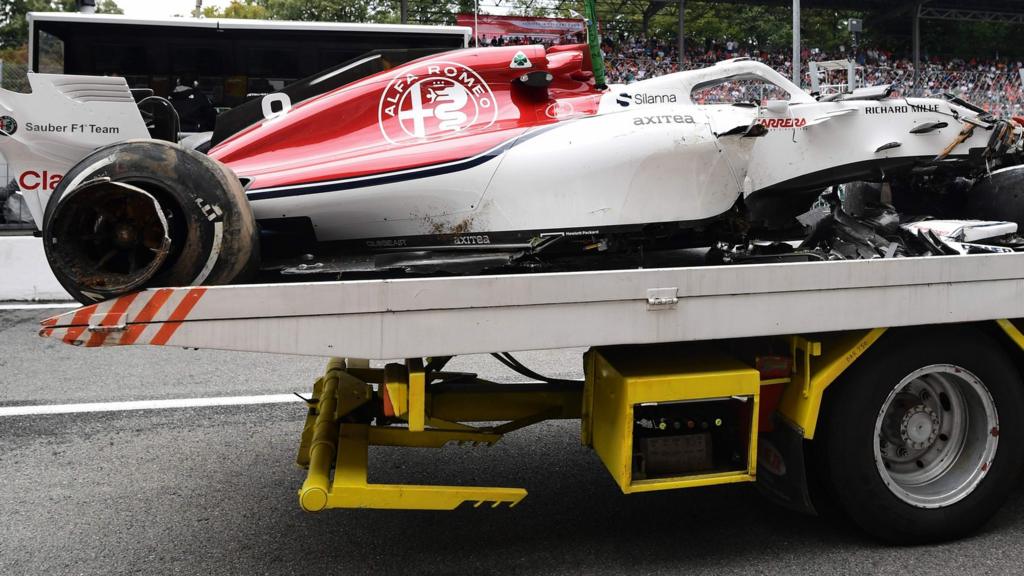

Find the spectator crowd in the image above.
[{"left": 479, "top": 32, "right": 1024, "bottom": 118}]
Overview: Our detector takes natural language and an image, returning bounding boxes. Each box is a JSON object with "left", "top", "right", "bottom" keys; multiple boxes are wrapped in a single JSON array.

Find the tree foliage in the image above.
[
  {"left": 1, "top": 0, "right": 122, "bottom": 50},
  {"left": 202, "top": 0, "right": 268, "bottom": 19},
  {"left": 1, "top": 1, "right": 60, "bottom": 48},
  {"left": 96, "top": 0, "right": 123, "bottom": 14},
  {"left": 203, "top": 0, "right": 475, "bottom": 26}
]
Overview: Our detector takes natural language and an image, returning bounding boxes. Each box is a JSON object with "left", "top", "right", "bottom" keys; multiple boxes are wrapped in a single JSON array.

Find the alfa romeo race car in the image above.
[{"left": 4, "top": 43, "right": 1024, "bottom": 303}]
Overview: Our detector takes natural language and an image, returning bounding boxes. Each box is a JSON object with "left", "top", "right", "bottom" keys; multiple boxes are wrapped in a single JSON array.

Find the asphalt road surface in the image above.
[{"left": 4, "top": 306, "right": 1024, "bottom": 576}]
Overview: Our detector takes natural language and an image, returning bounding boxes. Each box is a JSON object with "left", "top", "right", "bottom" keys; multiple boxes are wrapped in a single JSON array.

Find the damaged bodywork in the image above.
[{"left": 4, "top": 44, "right": 1024, "bottom": 303}]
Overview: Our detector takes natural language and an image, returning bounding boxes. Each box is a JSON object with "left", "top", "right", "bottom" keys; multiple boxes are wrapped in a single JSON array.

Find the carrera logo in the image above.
[
  {"left": 759, "top": 117, "right": 808, "bottom": 129},
  {"left": 378, "top": 62, "right": 497, "bottom": 144}
]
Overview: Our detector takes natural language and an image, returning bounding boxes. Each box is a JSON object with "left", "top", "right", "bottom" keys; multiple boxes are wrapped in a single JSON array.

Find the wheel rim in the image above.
[
  {"left": 48, "top": 180, "right": 171, "bottom": 296},
  {"left": 873, "top": 364, "right": 999, "bottom": 508}
]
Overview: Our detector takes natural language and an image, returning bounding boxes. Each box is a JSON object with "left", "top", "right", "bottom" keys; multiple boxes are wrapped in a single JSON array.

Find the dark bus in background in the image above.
[
  {"left": 27, "top": 12, "right": 470, "bottom": 111},
  {"left": 0, "top": 12, "right": 469, "bottom": 230}
]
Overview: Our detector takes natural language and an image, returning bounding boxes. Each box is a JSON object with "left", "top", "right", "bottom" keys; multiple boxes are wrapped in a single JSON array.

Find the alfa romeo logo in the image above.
[
  {"left": 378, "top": 61, "right": 497, "bottom": 144},
  {"left": 0, "top": 115, "right": 16, "bottom": 136}
]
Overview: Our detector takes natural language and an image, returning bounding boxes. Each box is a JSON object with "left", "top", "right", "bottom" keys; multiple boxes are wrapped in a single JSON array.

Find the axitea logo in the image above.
[{"left": 378, "top": 62, "right": 498, "bottom": 144}]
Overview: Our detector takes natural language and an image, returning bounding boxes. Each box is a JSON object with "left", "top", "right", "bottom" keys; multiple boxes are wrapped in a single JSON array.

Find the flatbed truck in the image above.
[{"left": 39, "top": 252, "right": 1024, "bottom": 543}]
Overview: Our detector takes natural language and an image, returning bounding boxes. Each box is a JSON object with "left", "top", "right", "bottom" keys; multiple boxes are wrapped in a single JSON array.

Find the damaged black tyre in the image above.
[
  {"left": 819, "top": 327, "right": 1024, "bottom": 544},
  {"left": 42, "top": 139, "right": 259, "bottom": 304}
]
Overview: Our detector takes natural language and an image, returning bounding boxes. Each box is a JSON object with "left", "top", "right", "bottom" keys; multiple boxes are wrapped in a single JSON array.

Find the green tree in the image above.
[
  {"left": 202, "top": 0, "right": 269, "bottom": 19},
  {"left": 1, "top": 0, "right": 58, "bottom": 48},
  {"left": 1, "top": 0, "right": 122, "bottom": 49},
  {"left": 254, "top": 0, "right": 394, "bottom": 23},
  {"left": 396, "top": 0, "right": 473, "bottom": 25},
  {"left": 506, "top": 0, "right": 554, "bottom": 18},
  {"left": 96, "top": 0, "right": 123, "bottom": 14},
  {"left": 223, "top": 0, "right": 268, "bottom": 18}
]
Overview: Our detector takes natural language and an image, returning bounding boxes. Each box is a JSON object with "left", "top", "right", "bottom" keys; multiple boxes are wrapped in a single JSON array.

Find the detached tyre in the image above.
[
  {"left": 43, "top": 140, "right": 258, "bottom": 304},
  {"left": 819, "top": 327, "right": 1024, "bottom": 544}
]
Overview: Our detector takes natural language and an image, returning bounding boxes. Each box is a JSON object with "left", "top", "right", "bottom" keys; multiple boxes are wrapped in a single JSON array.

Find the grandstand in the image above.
[
  {"left": 477, "top": 33, "right": 1024, "bottom": 117},
  {"left": 474, "top": 1, "right": 1024, "bottom": 116},
  {"left": 599, "top": 38, "right": 1024, "bottom": 117}
]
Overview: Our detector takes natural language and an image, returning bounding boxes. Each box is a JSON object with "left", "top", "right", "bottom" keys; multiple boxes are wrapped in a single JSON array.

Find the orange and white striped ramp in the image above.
[
  {"left": 41, "top": 287, "right": 208, "bottom": 348},
  {"left": 37, "top": 252, "right": 1024, "bottom": 360}
]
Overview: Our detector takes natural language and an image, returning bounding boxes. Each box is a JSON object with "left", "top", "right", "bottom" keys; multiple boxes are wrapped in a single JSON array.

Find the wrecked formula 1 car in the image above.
[
  {"left": 6, "top": 42, "right": 1024, "bottom": 303},
  {"left": 714, "top": 181, "right": 1024, "bottom": 265}
]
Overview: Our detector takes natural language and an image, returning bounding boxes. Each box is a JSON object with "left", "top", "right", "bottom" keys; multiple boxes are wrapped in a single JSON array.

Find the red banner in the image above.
[{"left": 456, "top": 14, "right": 585, "bottom": 41}]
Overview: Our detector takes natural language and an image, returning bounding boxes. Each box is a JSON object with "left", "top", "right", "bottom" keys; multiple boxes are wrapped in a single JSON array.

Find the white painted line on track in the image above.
[
  {"left": 0, "top": 303, "right": 79, "bottom": 310},
  {"left": 0, "top": 394, "right": 304, "bottom": 417}
]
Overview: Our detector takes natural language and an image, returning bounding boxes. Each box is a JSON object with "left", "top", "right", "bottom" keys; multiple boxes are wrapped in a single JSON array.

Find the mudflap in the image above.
[{"left": 755, "top": 416, "right": 817, "bottom": 515}]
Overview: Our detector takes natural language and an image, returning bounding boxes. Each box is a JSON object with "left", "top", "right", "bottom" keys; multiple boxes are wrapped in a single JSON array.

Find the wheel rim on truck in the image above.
[
  {"left": 872, "top": 364, "right": 999, "bottom": 509},
  {"left": 817, "top": 327, "right": 1024, "bottom": 544}
]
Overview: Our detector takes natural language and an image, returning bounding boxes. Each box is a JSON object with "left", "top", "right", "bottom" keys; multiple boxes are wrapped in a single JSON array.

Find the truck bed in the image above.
[{"left": 40, "top": 252, "right": 1024, "bottom": 359}]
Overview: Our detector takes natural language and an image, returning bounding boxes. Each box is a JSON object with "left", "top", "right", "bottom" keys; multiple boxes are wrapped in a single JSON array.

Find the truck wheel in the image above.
[
  {"left": 42, "top": 139, "right": 258, "bottom": 304},
  {"left": 819, "top": 327, "right": 1024, "bottom": 544}
]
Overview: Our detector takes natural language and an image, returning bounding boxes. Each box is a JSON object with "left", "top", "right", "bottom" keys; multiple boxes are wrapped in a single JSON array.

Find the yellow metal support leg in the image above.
[
  {"left": 407, "top": 358, "right": 426, "bottom": 432},
  {"left": 298, "top": 358, "right": 345, "bottom": 512},
  {"left": 329, "top": 424, "right": 526, "bottom": 510},
  {"left": 297, "top": 358, "right": 529, "bottom": 512},
  {"left": 381, "top": 363, "right": 409, "bottom": 419},
  {"left": 368, "top": 427, "right": 502, "bottom": 448},
  {"left": 295, "top": 376, "right": 323, "bottom": 468},
  {"left": 777, "top": 328, "right": 887, "bottom": 438}
]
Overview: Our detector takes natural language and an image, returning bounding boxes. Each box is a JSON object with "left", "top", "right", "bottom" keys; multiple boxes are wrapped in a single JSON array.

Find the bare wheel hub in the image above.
[
  {"left": 900, "top": 404, "right": 939, "bottom": 450},
  {"left": 46, "top": 179, "right": 172, "bottom": 297},
  {"left": 873, "top": 364, "right": 999, "bottom": 509},
  {"left": 113, "top": 222, "right": 140, "bottom": 248}
]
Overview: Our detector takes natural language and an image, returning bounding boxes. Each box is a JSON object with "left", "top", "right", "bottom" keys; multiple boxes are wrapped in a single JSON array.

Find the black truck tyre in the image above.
[
  {"left": 818, "top": 326, "right": 1024, "bottom": 544},
  {"left": 42, "top": 139, "right": 258, "bottom": 304}
]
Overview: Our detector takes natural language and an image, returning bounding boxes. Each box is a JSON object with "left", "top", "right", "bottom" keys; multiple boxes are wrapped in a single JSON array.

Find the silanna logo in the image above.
[
  {"left": 615, "top": 91, "right": 680, "bottom": 107},
  {"left": 378, "top": 61, "right": 498, "bottom": 144},
  {"left": 0, "top": 115, "right": 16, "bottom": 136}
]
